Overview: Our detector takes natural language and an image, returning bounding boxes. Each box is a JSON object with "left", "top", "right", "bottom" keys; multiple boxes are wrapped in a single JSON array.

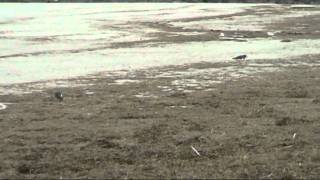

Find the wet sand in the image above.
[{"left": 0, "top": 4, "right": 320, "bottom": 179}]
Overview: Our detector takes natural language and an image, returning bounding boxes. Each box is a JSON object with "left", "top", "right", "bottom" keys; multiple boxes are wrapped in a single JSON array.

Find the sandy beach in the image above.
[{"left": 0, "top": 3, "right": 320, "bottom": 178}]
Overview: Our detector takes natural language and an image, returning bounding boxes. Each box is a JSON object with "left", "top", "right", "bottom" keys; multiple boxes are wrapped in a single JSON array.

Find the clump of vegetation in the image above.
[
  {"left": 312, "top": 96, "right": 320, "bottom": 104},
  {"left": 275, "top": 116, "right": 291, "bottom": 126},
  {"left": 285, "top": 84, "right": 309, "bottom": 98}
]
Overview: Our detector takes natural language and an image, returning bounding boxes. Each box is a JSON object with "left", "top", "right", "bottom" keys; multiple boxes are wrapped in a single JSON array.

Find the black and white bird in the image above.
[
  {"left": 232, "top": 55, "right": 247, "bottom": 61},
  {"left": 54, "top": 91, "right": 64, "bottom": 101}
]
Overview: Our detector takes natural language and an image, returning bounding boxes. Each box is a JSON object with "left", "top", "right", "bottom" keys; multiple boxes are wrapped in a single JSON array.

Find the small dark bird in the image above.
[
  {"left": 232, "top": 55, "right": 247, "bottom": 61},
  {"left": 54, "top": 91, "right": 64, "bottom": 101}
]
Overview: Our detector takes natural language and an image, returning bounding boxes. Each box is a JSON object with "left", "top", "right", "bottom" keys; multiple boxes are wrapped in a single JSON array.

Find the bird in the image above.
[
  {"left": 54, "top": 91, "right": 64, "bottom": 101},
  {"left": 232, "top": 55, "right": 247, "bottom": 61}
]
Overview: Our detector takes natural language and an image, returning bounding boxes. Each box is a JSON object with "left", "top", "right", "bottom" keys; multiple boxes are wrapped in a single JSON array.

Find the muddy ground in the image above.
[
  {"left": 0, "top": 4, "right": 320, "bottom": 179},
  {"left": 0, "top": 58, "right": 320, "bottom": 179}
]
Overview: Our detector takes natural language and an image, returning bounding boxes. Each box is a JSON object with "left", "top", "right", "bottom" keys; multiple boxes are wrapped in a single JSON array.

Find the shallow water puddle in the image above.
[
  {"left": 134, "top": 92, "right": 158, "bottom": 98},
  {"left": 1, "top": 38, "right": 320, "bottom": 86},
  {"left": 170, "top": 5, "right": 320, "bottom": 31},
  {"left": 1, "top": 3, "right": 320, "bottom": 95},
  {"left": 113, "top": 79, "right": 141, "bottom": 85},
  {"left": 155, "top": 62, "right": 280, "bottom": 92}
]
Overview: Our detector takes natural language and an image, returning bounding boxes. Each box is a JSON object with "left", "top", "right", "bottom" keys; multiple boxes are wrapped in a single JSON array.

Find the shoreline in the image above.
[
  {"left": 1, "top": 4, "right": 320, "bottom": 86},
  {"left": 1, "top": 3, "right": 320, "bottom": 178}
]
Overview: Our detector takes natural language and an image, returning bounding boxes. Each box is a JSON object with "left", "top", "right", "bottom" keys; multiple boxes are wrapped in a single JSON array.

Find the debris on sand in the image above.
[
  {"left": 219, "top": 37, "right": 248, "bottom": 42},
  {"left": 292, "top": 133, "right": 297, "bottom": 140},
  {"left": 191, "top": 145, "right": 201, "bottom": 156},
  {"left": 267, "top": 32, "right": 275, "bottom": 36},
  {"left": 85, "top": 90, "right": 95, "bottom": 95},
  {"left": 281, "top": 39, "right": 292, "bottom": 42},
  {"left": 0, "top": 103, "right": 7, "bottom": 110}
]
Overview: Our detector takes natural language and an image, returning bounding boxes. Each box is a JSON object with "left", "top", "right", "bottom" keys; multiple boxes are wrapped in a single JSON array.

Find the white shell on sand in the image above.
[{"left": 0, "top": 103, "right": 7, "bottom": 110}]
